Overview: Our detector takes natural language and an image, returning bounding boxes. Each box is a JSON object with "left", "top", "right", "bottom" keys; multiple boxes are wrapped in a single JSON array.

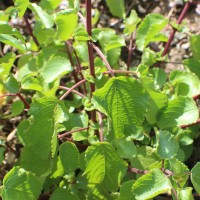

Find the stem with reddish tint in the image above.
[
  {"left": 162, "top": 2, "right": 192, "bottom": 56},
  {"left": 58, "top": 127, "right": 88, "bottom": 139}
]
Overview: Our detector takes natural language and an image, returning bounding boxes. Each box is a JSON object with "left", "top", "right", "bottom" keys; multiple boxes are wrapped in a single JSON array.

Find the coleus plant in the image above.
[{"left": 0, "top": 0, "right": 200, "bottom": 199}]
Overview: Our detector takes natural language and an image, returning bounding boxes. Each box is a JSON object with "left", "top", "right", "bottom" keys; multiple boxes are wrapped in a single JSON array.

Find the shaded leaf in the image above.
[{"left": 191, "top": 162, "right": 200, "bottom": 194}]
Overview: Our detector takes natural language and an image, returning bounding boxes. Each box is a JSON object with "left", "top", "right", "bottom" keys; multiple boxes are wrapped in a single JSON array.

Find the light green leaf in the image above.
[
  {"left": 116, "top": 140, "right": 137, "bottom": 159},
  {"left": 132, "top": 169, "right": 172, "bottom": 200},
  {"left": 157, "top": 130, "right": 179, "bottom": 159},
  {"left": 177, "top": 187, "right": 194, "bottom": 200},
  {"left": 190, "top": 35, "right": 200, "bottom": 60},
  {"left": 40, "top": 56, "right": 72, "bottom": 83},
  {"left": 157, "top": 96, "right": 199, "bottom": 129},
  {"left": 183, "top": 58, "right": 200, "bottom": 78},
  {"left": 21, "top": 76, "right": 43, "bottom": 91},
  {"left": 2, "top": 74, "right": 20, "bottom": 93},
  {"left": 14, "top": 0, "right": 29, "bottom": 17},
  {"left": 106, "top": 0, "right": 125, "bottom": 18},
  {"left": 170, "top": 158, "right": 189, "bottom": 187},
  {"left": 136, "top": 14, "right": 168, "bottom": 51},
  {"left": 50, "top": 188, "right": 79, "bottom": 200},
  {"left": 18, "top": 97, "right": 59, "bottom": 176},
  {"left": 118, "top": 180, "right": 136, "bottom": 200},
  {"left": 39, "top": 0, "right": 62, "bottom": 10},
  {"left": 0, "top": 34, "right": 26, "bottom": 51},
  {"left": 59, "top": 142, "right": 79, "bottom": 174},
  {"left": 55, "top": 9, "right": 78, "bottom": 41},
  {"left": 169, "top": 70, "right": 200, "bottom": 97},
  {"left": 146, "top": 91, "right": 167, "bottom": 124},
  {"left": 1, "top": 167, "right": 43, "bottom": 200},
  {"left": 92, "top": 77, "right": 149, "bottom": 138},
  {"left": 84, "top": 142, "right": 127, "bottom": 191},
  {"left": 191, "top": 162, "right": 200, "bottom": 194},
  {"left": 124, "top": 10, "right": 141, "bottom": 35},
  {"left": 29, "top": 3, "right": 54, "bottom": 28},
  {"left": 0, "top": 52, "right": 16, "bottom": 76}
]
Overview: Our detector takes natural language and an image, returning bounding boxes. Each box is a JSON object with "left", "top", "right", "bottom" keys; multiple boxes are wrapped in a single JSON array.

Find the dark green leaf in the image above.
[
  {"left": 3, "top": 74, "right": 20, "bottom": 93},
  {"left": 105, "top": 0, "right": 125, "bottom": 18},
  {"left": 191, "top": 162, "right": 200, "bottom": 194},
  {"left": 118, "top": 180, "right": 136, "bottom": 200},
  {"left": 50, "top": 188, "right": 79, "bottom": 200}
]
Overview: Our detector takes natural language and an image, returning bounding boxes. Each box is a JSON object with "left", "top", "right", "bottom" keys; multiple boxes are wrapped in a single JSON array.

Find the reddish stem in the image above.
[
  {"left": 58, "top": 127, "right": 88, "bottom": 139},
  {"left": 59, "top": 86, "right": 86, "bottom": 98},
  {"left": 97, "top": 111, "right": 104, "bottom": 142},
  {"left": 180, "top": 119, "right": 200, "bottom": 129},
  {"left": 162, "top": 2, "right": 192, "bottom": 56},
  {"left": 127, "top": 32, "right": 135, "bottom": 70},
  {"left": 23, "top": 15, "right": 40, "bottom": 48},
  {"left": 59, "top": 79, "right": 87, "bottom": 100},
  {"left": 16, "top": 93, "right": 30, "bottom": 109}
]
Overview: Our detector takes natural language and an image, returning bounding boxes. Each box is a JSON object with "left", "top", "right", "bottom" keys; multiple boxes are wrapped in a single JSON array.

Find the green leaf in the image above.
[
  {"left": 14, "top": 0, "right": 29, "bottom": 17},
  {"left": 146, "top": 91, "right": 167, "bottom": 124},
  {"left": 21, "top": 76, "right": 43, "bottom": 92},
  {"left": 136, "top": 14, "right": 168, "bottom": 51},
  {"left": 84, "top": 142, "right": 127, "bottom": 191},
  {"left": 123, "top": 10, "right": 141, "bottom": 35},
  {"left": 169, "top": 70, "right": 200, "bottom": 97},
  {"left": 0, "top": 52, "right": 16, "bottom": 76},
  {"left": 3, "top": 74, "right": 20, "bottom": 93},
  {"left": 157, "top": 96, "right": 199, "bottom": 129},
  {"left": 50, "top": 188, "right": 79, "bottom": 200},
  {"left": 0, "top": 147, "right": 5, "bottom": 165},
  {"left": 59, "top": 142, "right": 79, "bottom": 174},
  {"left": 191, "top": 162, "right": 200, "bottom": 194},
  {"left": 39, "top": 0, "right": 62, "bottom": 11},
  {"left": 118, "top": 180, "right": 136, "bottom": 200},
  {"left": 55, "top": 10, "right": 78, "bottom": 41},
  {"left": 177, "top": 187, "right": 194, "bottom": 200},
  {"left": 92, "top": 77, "right": 149, "bottom": 138},
  {"left": 132, "top": 169, "right": 172, "bottom": 200},
  {"left": 105, "top": 0, "right": 125, "bottom": 18},
  {"left": 40, "top": 56, "right": 72, "bottom": 83},
  {"left": 116, "top": 140, "right": 137, "bottom": 159},
  {"left": 157, "top": 130, "right": 179, "bottom": 159},
  {"left": 141, "top": 48, "right": 157, "bottom": 66},
  {"left": 3, "top": 100, "right": 24, "bottom": 118},
  {"left": 29, "top": 3, "right": 54, "bottom": 28},
  {"left": 183, "top": 58, "right": 200, "bottom": 78},
  {"left": 190, "top": 35, "right": 200, "bottom": 60},
  {"left": 169, "top": 158, "right": 189, "bottom": 187},
  {"left": 131, "top": 146, "right": 161, "bottom": 171},
  {"left": 0, "top": 34, "right": 26, "bottom": 52},
  {"left": 1, "top": 167, "right": 43, "bottom": 200},
  {"left": 18, "top": 97, "right": 59, "bottom": 176}
]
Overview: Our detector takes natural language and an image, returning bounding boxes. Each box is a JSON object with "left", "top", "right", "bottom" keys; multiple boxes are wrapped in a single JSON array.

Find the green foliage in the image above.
[{"left": 0, "top": 1, "right": 200, "bottom": 199}]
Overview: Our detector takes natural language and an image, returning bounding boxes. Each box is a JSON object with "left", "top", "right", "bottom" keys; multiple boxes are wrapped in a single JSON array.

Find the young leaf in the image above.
[
  {"left": 169, "top": 70, "right": 200, "bottom": 98},
  {"left": 190, "top": 35, "right": 200, "bottom": 60},
  {"left": 84, "top": 142, "right": 127, "bottom": 191},
  {"left": 14, "top": 0, "right": 29, "bottom": 17},
  {"left": 59, "top": 142, "right": 80, "bottom": 174},
  {"left": 1, "top": 167, "right": 43, "bottom": 200},
  {"left": 136, "top": 14, "right": 168, "bottom": 51},
  {"left": 92, "top": 77, "right": 149, "bottom": 138},
  {"left": 177, "top": 187, "right": 194, "bottom": 200},
  {"left": 169, "top": 158, "right": 189, "bottom": 187},
  {"left": 0, "top": 34, "right": 26, "bottom": 52},
  {"left": 118, "top": 180, "right": 136, "bottom": 200},
  {"left": 3, "top": 74, "right": 20, "bottom": 93},
  {"left": 123, "top": 10, "right": 141, "bottom": 35},
  {"left": 157, "top": 96, "right": 199, "bottom": 129},
  {"left": 105, "top": 0, "right": 125, "bottom": 18},
  {"left": 55, "top": 10, "right": 78, "bottom": 41},
  {"left": 21, "top": 76, "right": 43, "bottom": 92},
  {"left": 183, "top": 58, "right": 200, "bottom": 78},
  {"left": 132, "top": 169, "right": 172, "bottom": 200},
  {"left": 191, "top": 162, "right": 200, "bottom": 194},
  {"left": 40, "top": 56, "right": 72, "bottom": 83},
  {"left": 157, "top": 130, "right": 179, "bottom": 159},
  {"left": 50, "top": 188, "right": 79, "bottom": 200},
  {"left": 29, "top": 3, "right": 54, "bottom": 28}
]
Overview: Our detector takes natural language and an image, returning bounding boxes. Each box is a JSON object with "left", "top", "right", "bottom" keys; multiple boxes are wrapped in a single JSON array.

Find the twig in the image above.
[
  {"left": 103, "top": 70, "right": 138, "bottom": 77},
  {"left": 59, "top": 86, "right": 86, "bottom": 98},
  {"left": 128, "top": 167, "right": 148, "bottom": 175},
  {"left": 59, "top": 79, "right": 87, "bottom": 100},
  {"left": 78, "top": 12, "right": 86, "bottom": 28},
  {"left": 58, "top": 127, "right": 88, "bottom": 139},
  {"left": 97, "top": 111, "right": 104, "bottom": 142},
  {"left": 16, "top": 93, "right": 30, "bottom": 109},
  {"left": 23, "top": 15, "right": 40, "bottom": 48},
  {"left": 180, "top": 119, "right": 200, "bottom": 129},
  {"left": 162, "top": 1, "right": 192, "bottom": 56},
  {"left": 127, "top": 32, "right": 135, "bottom": 70},
  {"left": 91, "top": 43, "right": 115, "bottom": 77},
  {"left": 193, "top": 94, "right": 200, "bottom": 101},
  {"left": 0, "top": 93, "right": 17, "bottom": 98}
]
